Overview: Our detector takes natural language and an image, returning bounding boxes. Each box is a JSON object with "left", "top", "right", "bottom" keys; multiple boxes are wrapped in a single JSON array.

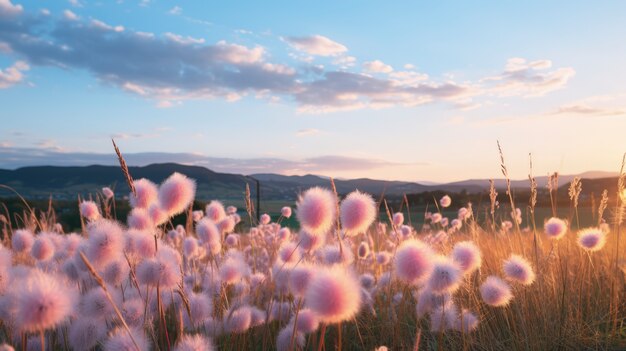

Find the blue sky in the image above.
[{"left": 1, "top": 0, "right": 625, "bottom": 182}]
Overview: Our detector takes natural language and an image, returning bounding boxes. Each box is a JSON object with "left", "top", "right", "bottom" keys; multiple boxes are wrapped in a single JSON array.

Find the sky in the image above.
[{"left": 1, "top": 0, "right": 625, "bottom": 183}]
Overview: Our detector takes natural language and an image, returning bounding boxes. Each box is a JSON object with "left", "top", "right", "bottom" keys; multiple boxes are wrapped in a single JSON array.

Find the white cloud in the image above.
[
  {"left": 333, "top": 55, "right": 356, "bottom": 67},
  {"left": 0, "top": 61, "right": 29, "bottom": 89},
  {"left": 295, "top": 128, "right": 321, "bottom": 136},
  {"left": 483, "top": 57, "right": 575, "bottom": 97},
  {"left": 68, "top": 0, "right": 83, "bottom": 8},
  {"left": 550, "top": 104, "right": 625, "bottom": 117},
  {"left": 168, "top": 6, "right": 182, "bottom": 15},
  {"left": 284, "top": 35, "right": 347, "bottom": 56},
  {"left": 63, "top": 9, "right": 79, "bottom": 20},
  {"left": 363, "top": 60, "right": 393, "bottom": 73},
  {"left": 91, "top": 19, "right": 124, "bottom": 32},
  {"left": 164, "top": 32, "right": 205, "bottom": 44},
  {"left": 0, "top": 0, "right": 23, "bottom": 16}
]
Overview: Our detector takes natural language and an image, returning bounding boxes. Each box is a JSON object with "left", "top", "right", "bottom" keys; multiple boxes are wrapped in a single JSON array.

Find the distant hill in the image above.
[
  {"left": 0, "top": 163, "right": 620, "bottom": 201},
  {"left": 445, "top": 171, "right": 619, "bottom": 191}
]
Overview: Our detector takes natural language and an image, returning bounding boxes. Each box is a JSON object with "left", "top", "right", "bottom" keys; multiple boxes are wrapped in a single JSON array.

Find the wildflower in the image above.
[
  {"left": 158, "top": 172, "right": 196, "bottom": 216},
  {"left": 80, "top": 201, "right": 101, "bottom": 221},
  {"left": 544, "top": 217, "right": 568, "bottom": 240},
  {"left": 340, "top": 191, "right": 377, "bottom": 236},
  {"left": 577, "top": 227, "right": 607, "bottom": 252},
  {"left": 305, "top": 265, "right": 361, "bottom": 324},
  {"left": 206, "top": 201, "right": 226, "bottom": 222},
  {"left": 394, "top": 239, "right": 434, "bottom": 285},
  {"left": 296, "top": 187, "right": 337, "bottom": 236},
  {"left": 129, "top": 178, "right": 158, "bottom": 209},
  {"left": 452, "top": 241, "right": 482, "bottom": 275},
  {"left": 503, "top": 254, "right": 535, "bottom": 285},
  {"left": 440, "top": 195, "right": 452, "bottom": 208},
  {"left": 480, "top": 276, "right": 513, "bottom": 307},
  {"left": 14, "top": 270, "right": 76, "bottom": 332}
]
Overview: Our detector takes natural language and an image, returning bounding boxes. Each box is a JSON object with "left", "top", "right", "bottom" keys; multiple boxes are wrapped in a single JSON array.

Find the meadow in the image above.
[{"left": 0, "top": 158, "right": 624, "bottom": 351}]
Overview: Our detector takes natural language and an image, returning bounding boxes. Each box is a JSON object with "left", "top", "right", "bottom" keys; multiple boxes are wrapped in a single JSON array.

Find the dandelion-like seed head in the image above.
[
  {"left": 305, "top": 265, "right": 361, "bottom": 325},
  {"left": 394, "top": 239, "right": 434, "bottom": 285},
  {"left": 296, "top": 187, "right": 337, "bottom": 236},
  {"left": 158, "top": 172, "right": 196, "bottom": 217},
  {"left": 439, "top": 195, "right": 452, "bottom": 208},
  {"left": 480, "top": 276, "right": 513, "bottom": 307},
  {"left": 452, "top": 241, "right": 482, "bottom": 275},
  {"left": 130, "top": 178, "right": 158, "bottom": 209},
  {"left": 503, "top": 254, "right": 535, "bottom": 286},
  {"left": 80, "top": 201, "right": 101, "bottom": 221},
  {"left": 340, "top": 190, "right": 377, "bottom": 236},
  {"left": 544, "top": 217, "right": 568, "bottom": 240},
  {"left": 577, "top": 227, "right": 607, "bottom": 252},
  {"left": 14, "top": 270, "right": 76, "bottom": 332},
  {"left": 206, "top": 200, "right": 226, "bottom": 222}
]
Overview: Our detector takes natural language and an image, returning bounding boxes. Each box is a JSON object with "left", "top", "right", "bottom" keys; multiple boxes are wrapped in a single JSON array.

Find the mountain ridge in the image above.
[{"left": 0, "top": 163, "right": 619, "bottom": 200}]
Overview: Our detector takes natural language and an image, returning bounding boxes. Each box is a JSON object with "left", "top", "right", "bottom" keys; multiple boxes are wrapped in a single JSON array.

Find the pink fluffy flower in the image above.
[
  {"left": 218, "top": 216, "right": 236, "bottom": 234},
  {"left": 415, "top": 288, "right": 452, "bottom": 318},
  {"left": 14, "top": 270, "right": 77, "bottom": 332},
  {"left": 104, "top": 326, "right": 150, "bottom": 351},
  {"left": 288, "top": 264, "right": 316, "bottom": 297},
  {"left": 206, "top": 201, "right": 226, "bottom": 222},
  {"left": 136, "top": 249, "right": 181, "bottom": 289},
  {"left": 277, "top": 228, "right": 291, "bottom": 242},
  {"left": 431, "top": 213, "right": 442, "bottom": 224},
  {"left": 281, "top": 206, "right": 292, "bottom": 218},
  {"left": 196, "top": 218, "right": 220, "bottom": 245},
  {"left": 427, "top": 256, "right": 462, "bottom": 294},
  {"left": 480, "top": 276, "right": 513, "bottom": 307},
  {"left": 174, "top": 334, "right": 214, "bottom": 351},
  {"left": 394, "top": 239, "right": 434, "bottom": 285},
  {"left": 305, "top": 265, "right": 361, "bottom": 325},
  {"left": 357, "top": 242, "right": 370, "bottom": 259},
  {"left": 102, "top": 187, "right": 114, "bottom": 199},
  {"left": 80, "top": 201, "right": 101, "bottom": 221},
  {"left": 226, "top": 306, "right": 252, "bottom": 333},
  {"left": 439, "top": 195, "right": 452, "bottom": 208},
  {"left": 260, "top": 213, "right": 271, "bottom": 225},
  {"left": 225, "top": 234, "right": 239, "bottom": 246},
  {"left": 577, "top": 227, "right": 607, "bottom": 252},
  {"left": 278, "top": 242, "right": 301, "bottom": 264},
  {"left": 31, "top": 234, "right": 55, "bottom": 261},
  {"left": 12, "top": 229, "right": 34, "bottom": 253},
  {"left": 393, "top": 212, "right": 404, "bottom": 227},
  {"left": 292, "top": 308, "right": 319, "bottom": 333},
  {"left": 340, "top": 191, "right": 377, "bottom": 236},
  {"left": 452, "top": 241, "right": 482, "bottom": 275},
  {"left": 148, "top": 204, "right": 169, "bottom": 226},
  {"left": 219, "top": 259, "right": 245, "bottom": 285},
  {"left": 503, "top": 254, "right": 535, "bottom": 286},
  {"left": 127, "top": 208, "right": 153, "bottom": 230},
  {"left": 158, "top": 172, "right": 196, "bottom": 216},
  {"left": 85, "top": 220, "right": 124, "bottom": 268},
  {"left": 376, "top": 251, "right": 391, "bottom": 265},
  {"left": 296, "top": 187, "right": 337, "bottom": 236},
  {"left": 298, "top": 230, "right": 325, "bottom": 252},
  {"left": 130, "top": 178, "right": 158, "bottom": 209},
  {"left": 544, "top": 217, "right": 568, "bottom": 240}
]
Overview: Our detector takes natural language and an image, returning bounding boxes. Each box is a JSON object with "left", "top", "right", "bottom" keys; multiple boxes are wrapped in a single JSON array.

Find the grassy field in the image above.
[{"left": 0, "top": 176, "right": 624, "bottom": 351}]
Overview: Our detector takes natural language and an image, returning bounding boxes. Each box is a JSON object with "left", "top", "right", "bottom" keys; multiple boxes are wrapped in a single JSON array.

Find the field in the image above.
[{"left": 0, "top": 170, "right": 625, "bottom": 351}]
